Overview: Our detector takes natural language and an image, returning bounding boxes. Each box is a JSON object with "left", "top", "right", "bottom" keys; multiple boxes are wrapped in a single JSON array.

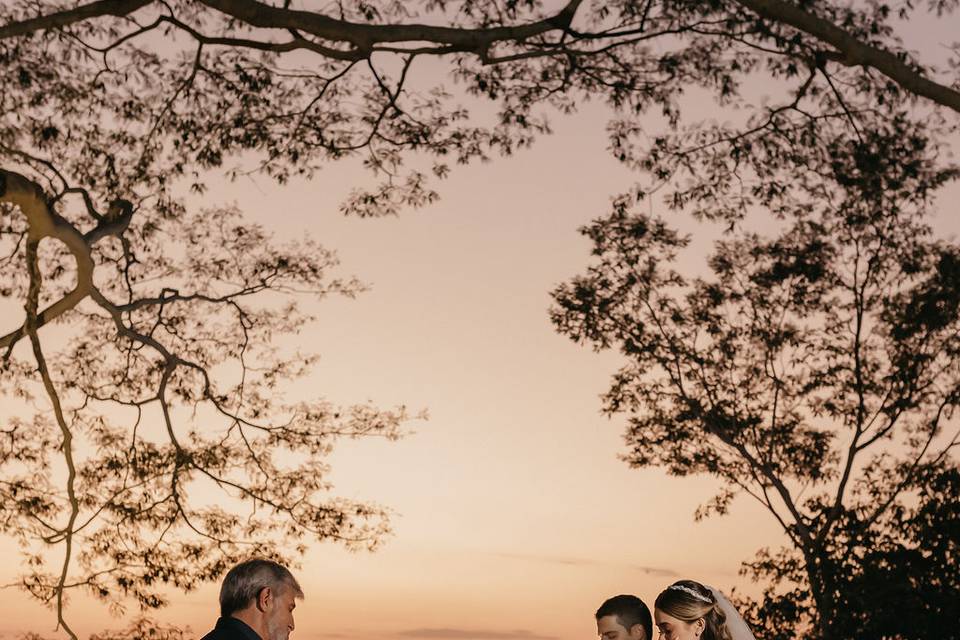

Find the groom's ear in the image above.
[{"left": 628, "top": 624, "right": 647, "bottom": 640}]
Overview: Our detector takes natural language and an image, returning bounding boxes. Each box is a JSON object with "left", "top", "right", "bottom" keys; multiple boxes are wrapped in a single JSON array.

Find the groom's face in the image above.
[{"left": 597, "top": 615, "right": 646, "bottom": 640}]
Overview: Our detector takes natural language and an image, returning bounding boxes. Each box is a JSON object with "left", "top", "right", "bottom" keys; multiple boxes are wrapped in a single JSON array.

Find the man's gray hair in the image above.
[{"left": 219, "top": 558, "right": 304, "bottom": 617}]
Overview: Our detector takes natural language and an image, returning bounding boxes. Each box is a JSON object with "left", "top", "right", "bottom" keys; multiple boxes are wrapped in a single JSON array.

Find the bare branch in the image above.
[{"left": 735, "top": 0, "right": 960, "bottom": 113}]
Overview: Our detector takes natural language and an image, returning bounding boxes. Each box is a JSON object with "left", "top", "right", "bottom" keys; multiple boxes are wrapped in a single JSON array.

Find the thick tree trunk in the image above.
[{"left": 803, "top": 548, "right": 842, "bottom": 640}]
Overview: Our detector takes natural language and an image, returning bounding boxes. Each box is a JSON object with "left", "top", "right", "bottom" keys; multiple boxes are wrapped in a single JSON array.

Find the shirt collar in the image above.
[{"left": 216, "top": 616, "right": 265, "bottom": 640}]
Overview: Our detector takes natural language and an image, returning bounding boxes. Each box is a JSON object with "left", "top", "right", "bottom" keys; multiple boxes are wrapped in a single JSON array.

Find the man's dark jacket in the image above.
[{"left": 200, "top": 616, "right": 264, "bottom": 640}]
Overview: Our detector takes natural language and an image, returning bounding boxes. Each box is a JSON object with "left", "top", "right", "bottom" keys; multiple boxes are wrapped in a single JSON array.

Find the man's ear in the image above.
[
  {"left": 628, "top": 624, "right": 646, "bottom": 640},
  {"left": 256, "top": 587, "right": 273, "bottom": 612}
]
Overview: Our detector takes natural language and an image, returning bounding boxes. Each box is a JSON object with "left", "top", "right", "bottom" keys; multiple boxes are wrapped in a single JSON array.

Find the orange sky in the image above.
[{"left": 2, "top": 7, "right": 959, "bottom": 640}]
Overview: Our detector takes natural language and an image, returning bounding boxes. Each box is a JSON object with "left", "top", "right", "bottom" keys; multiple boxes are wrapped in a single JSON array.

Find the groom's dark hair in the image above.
[{"left": 596, "top": 595, "right": 653, "bottom": 640}]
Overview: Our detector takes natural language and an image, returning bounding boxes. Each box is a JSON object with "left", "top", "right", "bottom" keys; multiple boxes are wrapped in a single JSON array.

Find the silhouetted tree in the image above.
[
  {"left": 2, "top": 1, "right": 958, "bottom": 220},
  {"left": 551, "top": 119, "right": 960, "bottom": 639},
  {"left": 739, "top": 462, "right": 960, "bottom": 639},
  {"left": 1, "top": 174, "right": 408, "bottom": 638},
  {"left": 2, "top": 1, "right": 960, "bottom": 637}
]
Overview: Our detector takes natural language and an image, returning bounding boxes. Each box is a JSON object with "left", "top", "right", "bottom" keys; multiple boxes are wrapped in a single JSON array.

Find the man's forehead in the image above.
[
  {"left": 276, "top": 584, "right": 301, "bottom": 602},
  {"left": 597, "top": 615, "right": 627, "bottom": 632},
  {"left": 278, "top": 579, "right": 304, "bottom": 599}
]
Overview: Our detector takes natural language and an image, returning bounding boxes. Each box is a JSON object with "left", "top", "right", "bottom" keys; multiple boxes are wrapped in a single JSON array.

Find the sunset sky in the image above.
[{"left": 1, "top": 6, "right": 959, "bottom": 640}]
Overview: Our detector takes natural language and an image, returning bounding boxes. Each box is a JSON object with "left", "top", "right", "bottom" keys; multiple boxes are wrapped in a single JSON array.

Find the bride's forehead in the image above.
[{"left": 653, "top": 610, "right": 683, "bottom": 625}]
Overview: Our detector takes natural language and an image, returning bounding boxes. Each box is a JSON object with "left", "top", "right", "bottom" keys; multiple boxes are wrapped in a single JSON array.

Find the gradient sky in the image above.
[{"left": 1, "top": 6, "right": 959, "bottom": 640}]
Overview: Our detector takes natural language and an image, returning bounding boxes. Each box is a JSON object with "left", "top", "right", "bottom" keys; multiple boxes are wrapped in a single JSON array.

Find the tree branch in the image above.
[
  {"left": 0, "top": 169, "right": 130, "bottom": 355},
  {"left": 25, "top": 240, "right": 80, "bottom": 640},
  {"left": 734, "top": 0, "right": 960, "bottom": 113},
  {"left": 0, "top": 0, "right": 151, "bottom": 39},
  {"left": 197, "top": 0, "right": 584, "bottom": 53}
]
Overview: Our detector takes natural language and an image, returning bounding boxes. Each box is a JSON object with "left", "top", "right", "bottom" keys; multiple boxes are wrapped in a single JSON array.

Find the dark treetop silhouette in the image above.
[
  {"left": 1, "top": 1, "right": 959, "bottom": 638},
  {"left": 551, "top": 119, "right": 960, "bottom": 639}
]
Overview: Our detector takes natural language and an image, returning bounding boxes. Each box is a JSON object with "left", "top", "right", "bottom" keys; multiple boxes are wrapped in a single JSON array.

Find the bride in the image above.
[{"left": 653, "top": 580, "right": 756, "bottom": 640}]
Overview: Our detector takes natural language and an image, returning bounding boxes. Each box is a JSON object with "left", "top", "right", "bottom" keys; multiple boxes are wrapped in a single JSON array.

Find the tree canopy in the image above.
[
  {"left": 551, "top": 91, "right": 960, "bottom": 640},
  {"left": 2, "top": 1, "right": 959, "bottom": 638}
]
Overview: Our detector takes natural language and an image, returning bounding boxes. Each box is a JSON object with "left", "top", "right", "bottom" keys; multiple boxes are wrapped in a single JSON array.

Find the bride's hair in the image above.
[{"left": 654, "top": 580, "right": 733, "bottom": 640}]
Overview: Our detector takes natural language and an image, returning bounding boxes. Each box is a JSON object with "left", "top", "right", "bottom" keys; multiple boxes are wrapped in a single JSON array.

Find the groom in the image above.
[
  {"left": 201, "top": 559, "right": 304, "bottom": 640},
  {"left": 595, "top": 594, "right": 653, "bottom": 640}
]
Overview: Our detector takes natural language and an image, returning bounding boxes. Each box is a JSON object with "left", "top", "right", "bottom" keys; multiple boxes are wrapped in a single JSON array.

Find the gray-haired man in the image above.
[{"left": 201, "top": 559, "right": 304, "bottom": 640}]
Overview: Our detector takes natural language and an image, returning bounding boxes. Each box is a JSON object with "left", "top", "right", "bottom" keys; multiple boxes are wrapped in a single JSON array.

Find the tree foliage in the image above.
[
  {"left": 2, "top": 0, "right": 959, "bottom": 637},
  {"left": 739, "top": 463, "right": 960, "bottom": 639},
  {"left": 0, "top": 179, "right": 409, "bottom": 638}
]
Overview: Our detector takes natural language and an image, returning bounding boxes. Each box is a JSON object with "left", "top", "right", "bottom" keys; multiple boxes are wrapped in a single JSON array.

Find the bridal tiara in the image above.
[{"left": 668, "top": 584, "right": 714, "bottom": 604}]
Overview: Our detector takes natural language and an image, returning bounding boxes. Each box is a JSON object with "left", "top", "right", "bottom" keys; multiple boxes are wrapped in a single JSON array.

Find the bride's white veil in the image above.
[{"left": 707, "top": 586, "right": 756, "bottom": 640}]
